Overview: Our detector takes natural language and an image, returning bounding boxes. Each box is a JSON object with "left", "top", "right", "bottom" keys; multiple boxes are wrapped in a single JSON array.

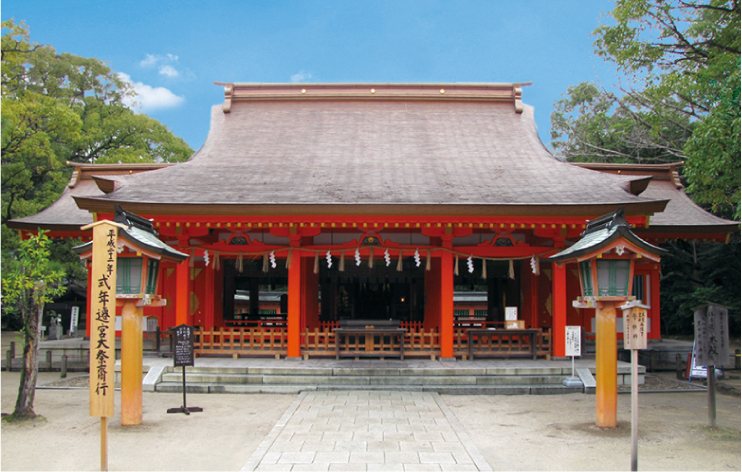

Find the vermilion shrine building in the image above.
[{"left": 10, "top": 83, "right": 737, "bottom": 359}]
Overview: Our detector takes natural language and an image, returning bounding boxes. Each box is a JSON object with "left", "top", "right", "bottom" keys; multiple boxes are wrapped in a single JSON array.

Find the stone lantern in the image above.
[{"left": 550, "top": 208, "right": 664, "bottom": 428}]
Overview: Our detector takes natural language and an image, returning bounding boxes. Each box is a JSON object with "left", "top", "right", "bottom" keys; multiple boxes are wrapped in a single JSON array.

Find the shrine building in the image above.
[{"left": 9, "top": 83, "right": 738, "bottom": 360}]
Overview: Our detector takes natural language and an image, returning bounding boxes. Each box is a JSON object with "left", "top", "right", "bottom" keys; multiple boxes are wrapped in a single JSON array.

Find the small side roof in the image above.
[
  {"left": 6, "top": 162, "right": 175, "bottom": 233},
  {"left": 572, "top": 162, "right": 739, "bottom": 240}
]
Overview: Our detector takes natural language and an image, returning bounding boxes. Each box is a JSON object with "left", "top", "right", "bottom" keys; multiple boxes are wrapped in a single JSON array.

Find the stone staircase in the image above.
[{"left": 154, "top": 364, "right": 587, "bottom": 395}]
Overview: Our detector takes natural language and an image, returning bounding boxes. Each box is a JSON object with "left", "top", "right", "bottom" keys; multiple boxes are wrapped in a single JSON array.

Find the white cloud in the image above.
[
  {"left": 290, "top": 70, "right": 312, "bottom": 83},
  {"left": 140, "top": 53, "right": 181, "bottom": 78},
  {"left": 118, "top": 72, "right": 185, "bottom": 111},
  {"left": 140, "top": 54, "right": 159, "bottom": 67},
  {"left": 159, "top": 65, "right": 179, "bottom": 78}
]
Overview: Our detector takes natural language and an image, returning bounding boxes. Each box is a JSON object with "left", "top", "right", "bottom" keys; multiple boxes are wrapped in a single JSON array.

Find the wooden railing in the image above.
[
  {"left": 194, "top": 327, "right": 288, "bottom": 357},
  {"left": 194, "top": 326, "right": 550, "bottom": 359}
]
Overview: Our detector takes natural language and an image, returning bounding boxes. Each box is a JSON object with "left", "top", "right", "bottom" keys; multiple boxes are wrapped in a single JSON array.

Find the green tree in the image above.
[
  {"left": 1, "top": 231, "right": 65, "bottom": 421},
  {"left": 659, "top": 235, "right": 740, "bottom": 335},
  {"left": 1, "top": 20, "right": 193, "bottom": 296},
  {"left": 550, "top": 81, "right": 692, "bottom": 164},
  {"left": 1, "top": 19, "right": 193, "bottom": 225},
  {"left": 551, "top": 1, "right": 741, "bottom": 335},
  {"left": 592, "top": 0, "right": 741, "bottom": 219}
]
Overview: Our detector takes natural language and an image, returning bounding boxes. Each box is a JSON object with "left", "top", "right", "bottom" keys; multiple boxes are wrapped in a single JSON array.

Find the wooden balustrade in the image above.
[
  {"left": 405, "top": 329, "right": 440, "bottom": 354},
  {"left": 194, "top": 327, "right": 288, "bottom": 357},
  {"left": 194, "top": 325, "right": 551, "bottom": 359}
]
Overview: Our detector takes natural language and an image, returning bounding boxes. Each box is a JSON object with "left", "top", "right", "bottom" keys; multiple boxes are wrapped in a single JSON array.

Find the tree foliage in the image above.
[
  {"left": 1, "top": 20, "right": 194, "bottom": 294},
  {"left": 550, "top": 81, "right": 692, "bottom": 164},
  {"left": 1, "top": 231, "right": 65, "bottom": 421},
  {"left": 1, "top": 19, "right": 193, "bottom": 225},
  {"left": 551, "top": 0, "right": 740, "bottom": 219},
  {"left": 551, "top": 1, "right": 740, "bottom": 336},
  {"left": 659, "top": 235, "right": 740, "bottom": 335}
]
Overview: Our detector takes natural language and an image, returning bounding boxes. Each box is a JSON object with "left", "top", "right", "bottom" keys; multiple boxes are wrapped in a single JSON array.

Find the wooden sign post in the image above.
[
  {"left": 623, "top": 304, "right": 648, "bottom": 472},
  {"left": 694, "top": 303, "right": 730, "bottom": 428},
  {"left": 167, "top": 325, "right": 203, "bottom": 415},
  {"left": 83, "top": 220, "right": 126, "bottom": 471}
]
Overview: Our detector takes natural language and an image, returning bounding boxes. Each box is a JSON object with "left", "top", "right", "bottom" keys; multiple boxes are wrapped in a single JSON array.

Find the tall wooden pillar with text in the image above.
[{"left": 82, "top": 220, "right": 125, "bottom": 471}]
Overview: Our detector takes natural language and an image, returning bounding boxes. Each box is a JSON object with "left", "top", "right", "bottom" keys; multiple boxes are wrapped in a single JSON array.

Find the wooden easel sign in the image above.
[{"left": 167, "top": 325, "right": 203, "bottom": 415}]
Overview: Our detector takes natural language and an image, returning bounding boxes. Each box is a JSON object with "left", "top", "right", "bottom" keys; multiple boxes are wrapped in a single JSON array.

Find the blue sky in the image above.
[{"left": 2, "top": 1, "right": 620, "bottom": 153}]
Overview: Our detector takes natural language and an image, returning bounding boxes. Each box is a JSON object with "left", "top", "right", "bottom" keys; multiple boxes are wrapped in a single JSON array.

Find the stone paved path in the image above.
[{"left": 242, "top": 390, "right": 492, "bottom": 471}]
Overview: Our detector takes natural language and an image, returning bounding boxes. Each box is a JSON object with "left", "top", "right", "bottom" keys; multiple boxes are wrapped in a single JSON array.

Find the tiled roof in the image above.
[{"left": 74, "top": 83, "right": 665, "bottom": 216}]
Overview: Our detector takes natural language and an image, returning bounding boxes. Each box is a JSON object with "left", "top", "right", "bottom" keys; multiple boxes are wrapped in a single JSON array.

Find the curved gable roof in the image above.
[{"left": 74, "top": 83, "right": 666, "bottom": 217}]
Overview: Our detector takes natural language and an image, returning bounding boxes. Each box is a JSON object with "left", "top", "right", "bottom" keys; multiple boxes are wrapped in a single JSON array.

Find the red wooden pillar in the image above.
[
  {"left": 424, "top": 260, "right": 441, "bottom": 332},
  {"left": 552, "top": 262, "right": 567, "bottom": 357},
  {"left": 650, "top": 264, "right": 661, "bottom": 339},
  {"left": 439, "top": 250, "right": 454, "bottom": 358},
  {"left": 203, "top": 257, "right": 215, "bottom": 331},
  {"left": 287, "top": 249, "right": 302, "bottom": 358},
  {"left": 304, "top": 256, "right": 320, "bottom": 330},
  {"left": 175, "top": 259, "right": 190, "bottom": 326}
]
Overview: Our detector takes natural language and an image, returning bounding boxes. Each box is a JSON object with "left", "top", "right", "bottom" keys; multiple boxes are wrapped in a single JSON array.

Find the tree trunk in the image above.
[{"left": 11, "top": 294, "right": 44, "bottom": 421}]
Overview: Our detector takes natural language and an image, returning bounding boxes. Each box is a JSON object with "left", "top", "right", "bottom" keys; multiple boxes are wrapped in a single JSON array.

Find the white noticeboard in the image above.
[
  {"left": 505, "top": 307, "right": 518, "bottom": 321},
  {"left": 565, "top": 326, "right": 581, "bottom": 357},
  {"left": 70, "top": 306, "right": 79, "bottom": 334}
]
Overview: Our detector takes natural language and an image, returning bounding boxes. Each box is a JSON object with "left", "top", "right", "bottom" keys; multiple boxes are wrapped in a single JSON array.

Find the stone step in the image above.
[
  {"left": 160, "top": 372, "right": 566, "bottom": 386},
  {"left": 155, "top": 382, "right": 582, "bottom": 395},
  {"left": 171, "top": 365, "right": 570, "bottom": 376}
]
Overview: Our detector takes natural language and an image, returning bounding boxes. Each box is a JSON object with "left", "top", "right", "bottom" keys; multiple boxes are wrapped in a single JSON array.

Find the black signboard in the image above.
[
  {"left": 173, "top": 324, "right": 194, "bottom": 367},
  {"left": 167, "top": 324, "right": 202, "bottom": 415}
]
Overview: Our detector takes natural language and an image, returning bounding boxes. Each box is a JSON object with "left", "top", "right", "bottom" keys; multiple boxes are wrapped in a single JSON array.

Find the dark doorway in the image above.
[
  {"left": 454, "top": 259, "right": 520, "bottom": 324},
  {"left": 320, "top": 257, "right": 424, "bottom": 323}
]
